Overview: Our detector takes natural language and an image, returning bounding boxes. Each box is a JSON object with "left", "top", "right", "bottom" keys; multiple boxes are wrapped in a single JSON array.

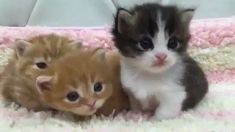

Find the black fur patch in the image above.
[{"left": 181, "top": 56, "right": 208, "bottom": 110}]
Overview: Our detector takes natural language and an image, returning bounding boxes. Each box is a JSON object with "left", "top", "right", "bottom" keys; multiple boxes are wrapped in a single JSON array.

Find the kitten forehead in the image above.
[
  {"left": 153, "top": 12, "right": 169, "bottom": 51},
  {"left": 156, "top": 11, "right": 165, "bottom": 29}
]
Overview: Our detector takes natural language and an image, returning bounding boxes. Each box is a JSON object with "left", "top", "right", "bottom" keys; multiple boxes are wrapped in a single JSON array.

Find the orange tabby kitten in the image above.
[
  {"left": 35, "top": 49, "right": 130, "bottom": 116},
  {"left": 96, "top": 50, "right": 130, "bottom": 116},
  {"left": 0, "top": 34, "right": 81, "bottom": 111}
]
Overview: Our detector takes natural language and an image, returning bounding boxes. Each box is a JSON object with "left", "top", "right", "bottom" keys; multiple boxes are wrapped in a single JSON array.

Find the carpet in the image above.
[{"left": 0, "top": 17, "right": 234, "bottom": 132}]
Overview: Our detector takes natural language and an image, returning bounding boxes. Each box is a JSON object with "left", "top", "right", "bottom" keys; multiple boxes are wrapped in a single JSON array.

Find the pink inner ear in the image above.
[
  {"left": 16, "top": 46, "right": 25, "bottom": 56},
  {"left": 36, "top": 76, "right": 53, "bottom": 94},
  {"left": 38, "top": 81, "right": 51, "bottom": 91}
]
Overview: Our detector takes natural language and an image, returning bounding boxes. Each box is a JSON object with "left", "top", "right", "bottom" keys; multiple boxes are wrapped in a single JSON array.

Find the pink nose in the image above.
[
  {"left": 86, "top": 100, "right": 96, "bottom": 108},
  {"left": 155, "top": 53, "right": 167, "bottom": 61}
]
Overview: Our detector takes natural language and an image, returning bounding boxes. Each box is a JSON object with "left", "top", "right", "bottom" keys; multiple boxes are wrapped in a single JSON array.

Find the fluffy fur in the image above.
[
  {"left": 36, "top": 49, "right": 130, "bottom": 116},
  {"left": 0, "top": 34, "right": 82, "bottom": 111},
  {"left": 96, "top": 50, "right": 130, "bottom": 116},
  {"left": 112, "top": 3, "right": 208, "bottom": 120}
]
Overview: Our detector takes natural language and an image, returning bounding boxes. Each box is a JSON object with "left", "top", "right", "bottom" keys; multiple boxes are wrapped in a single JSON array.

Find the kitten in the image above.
[
  {"left": 36, "top": 49, "right": 130, "bottom": 116},
  {"left": 0, "top": 34, "right": 82, "bottom": 111},
  {"left": 96, "top": 50, "right": 130, "bottom": 116},
  {"left": 112, "top": 3, "right": 208, "bottom": 120}
]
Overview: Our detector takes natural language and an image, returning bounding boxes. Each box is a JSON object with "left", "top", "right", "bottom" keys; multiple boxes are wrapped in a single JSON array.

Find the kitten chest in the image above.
[{"left": 120, "top": 63, "right": 185, "bottom": 110}]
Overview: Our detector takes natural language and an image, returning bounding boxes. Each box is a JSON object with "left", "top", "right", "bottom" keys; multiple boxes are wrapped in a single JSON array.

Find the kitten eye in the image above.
[
  {"left": 138, "top": 37, "right": 154, "bottom": 51},
  {"left": 66, "top": 91, "right": 80, "bottom": 102},
  {"left": 35, "top": 62, "right": 47, "bottom": 69},
  {"left": 167, "top": 37, "right": 179, "bottom": 50},
  {"left": 94, "top": 82, "right": 103, "bottom": 93}
]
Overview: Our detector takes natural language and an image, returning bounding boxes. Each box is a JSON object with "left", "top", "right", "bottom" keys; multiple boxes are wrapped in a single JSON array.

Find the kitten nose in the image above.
[
  {"left": 155, "top": 53, "right": 167, "bottom": 61},
  {"left": 86, "top": 100, "right": 96, "bottom": 108}
]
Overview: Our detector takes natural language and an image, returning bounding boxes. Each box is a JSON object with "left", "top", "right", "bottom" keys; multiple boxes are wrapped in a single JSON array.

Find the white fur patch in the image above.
[
  {"left": 120, "top": 11, "right": 187, "bottom": 120},
  {"left": 121, "top": 58, "right": 186, "bottom": 120},
  {"left": 95, "top": 99, "right": 105, "bottom": 108}
]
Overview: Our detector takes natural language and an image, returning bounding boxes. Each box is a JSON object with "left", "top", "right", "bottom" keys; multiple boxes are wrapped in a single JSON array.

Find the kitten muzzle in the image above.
[
  {"left": 153, "top": 53, "right": 167, "bottom": 66},
  {"left": 86, "top": 100, "right": 96, "bottom": 110}
]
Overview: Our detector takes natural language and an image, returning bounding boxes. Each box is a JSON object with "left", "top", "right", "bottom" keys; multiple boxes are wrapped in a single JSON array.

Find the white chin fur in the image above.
[{"left": 145, "top": 64, "right": 173, "bottom": 73}]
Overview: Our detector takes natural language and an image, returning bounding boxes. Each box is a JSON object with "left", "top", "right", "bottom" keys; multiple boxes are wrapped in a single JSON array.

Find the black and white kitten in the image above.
[{"left": 112, "top": 3, "right": 208, "bottom": 120}]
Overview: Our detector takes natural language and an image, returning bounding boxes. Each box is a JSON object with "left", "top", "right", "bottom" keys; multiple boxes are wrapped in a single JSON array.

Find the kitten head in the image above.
[
  {"left": 13, "top": 34, "right": 82, "bottom": 79},
  {"left": 35, "top": 49, "right": 113, "bottom": 116},
  {"left": 112, "top": 3, "right": 194, "bottom": 73}
]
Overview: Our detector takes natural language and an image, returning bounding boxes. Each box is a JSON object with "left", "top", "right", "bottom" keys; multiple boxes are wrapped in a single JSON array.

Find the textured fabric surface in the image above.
[{"left": 0, "top": 18, "right": 234, "bottom": 131}]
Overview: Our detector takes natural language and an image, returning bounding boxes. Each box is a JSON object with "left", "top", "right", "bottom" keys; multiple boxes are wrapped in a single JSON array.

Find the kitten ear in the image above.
[
  {"left": 115, "top": 8, "right": 137, "bottom": 34},
  {"left": 180, "top": 8, "right": 195, "bottom": 25},
  {"left": 36, "top": 75, "right": 56, "bottom": 95},
  {"left": 68, "top": 40, "right": 83, "bottom": 49},
  {"left": 91, "top": 48, "right": 106, "bottom": 61},
  {"left": 14, "top": 40, "right": 32, "bottom": 57}
]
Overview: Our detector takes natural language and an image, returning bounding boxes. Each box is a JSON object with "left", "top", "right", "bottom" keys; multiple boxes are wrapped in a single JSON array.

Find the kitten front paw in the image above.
[{"left": 152, "top": 109, "right": 180, "bottom": 121}]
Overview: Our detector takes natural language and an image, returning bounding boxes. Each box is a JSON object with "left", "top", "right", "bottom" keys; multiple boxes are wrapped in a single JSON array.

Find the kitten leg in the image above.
[
  {"left": 124, "top": 88, "right": 150, "bottom": 112},
  {"left": 128, "top": 93, "right": 140, "bottom": 111},
  {"left": 153, "top": 91, "right": 186, "bottom": 120}
]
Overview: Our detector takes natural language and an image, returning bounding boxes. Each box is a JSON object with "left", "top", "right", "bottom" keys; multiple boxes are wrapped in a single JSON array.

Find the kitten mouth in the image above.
[
  {"left": 87, "top": 105, "right": 98, "bottom": 112},
  {"left": 86, "top": 101, "right": 97, "bottom": 111},
  {"left": 87, "top": 108, "right": 97, "bottom": 115},
  {"left": 153, "top": 61, "right": 166, "bottom": 67},
  {"left": 88, "top": 107, "right": 97, "bottom": 111}
]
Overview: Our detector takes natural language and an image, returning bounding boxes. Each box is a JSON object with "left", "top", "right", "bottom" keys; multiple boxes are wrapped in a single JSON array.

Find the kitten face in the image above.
[
  {"left": 112, "top": 3, "right": 194, "bottom": 73},
  {"left": 14, "top": 34, "right": 82, "bottom": 79},
  {"left": 36, "top": 49, "right": 113, "bottom": 116}
]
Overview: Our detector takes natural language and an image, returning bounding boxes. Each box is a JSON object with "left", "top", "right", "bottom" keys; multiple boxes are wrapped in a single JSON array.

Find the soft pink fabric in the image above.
[
  {"left": 0, "top": 18, "right": 234, "bottom": 84},
  {"left": 1, "top": 17, "right": 235, "bottom": 49},
  {"left": 207, "top": 69, "right": 235, "bottom": 83},
  {"left": 190, "top": 17, "right": 235, "bottom": 48}
]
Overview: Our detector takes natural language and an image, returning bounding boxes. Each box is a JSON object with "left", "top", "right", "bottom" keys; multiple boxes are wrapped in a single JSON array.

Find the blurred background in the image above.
[{"left": 0, "top": 0, "right": 234, "bottom": 27}]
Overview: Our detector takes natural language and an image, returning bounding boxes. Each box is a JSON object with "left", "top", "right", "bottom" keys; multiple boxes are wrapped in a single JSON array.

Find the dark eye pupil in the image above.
[
  {"left": 167, "top": 37, "right": 178, "bottom": 50},
  {"left": 67, "top": 92, "right": 79, "bottom": 102},
  {"left": 139, "top": 37, "right": 153, "bottom": 50},
  {"left": 36, "top": 62, "right": 47, "bottom": 69},
  {"left": 94, "top": 82, "right": 103, "bottom": 92}
]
